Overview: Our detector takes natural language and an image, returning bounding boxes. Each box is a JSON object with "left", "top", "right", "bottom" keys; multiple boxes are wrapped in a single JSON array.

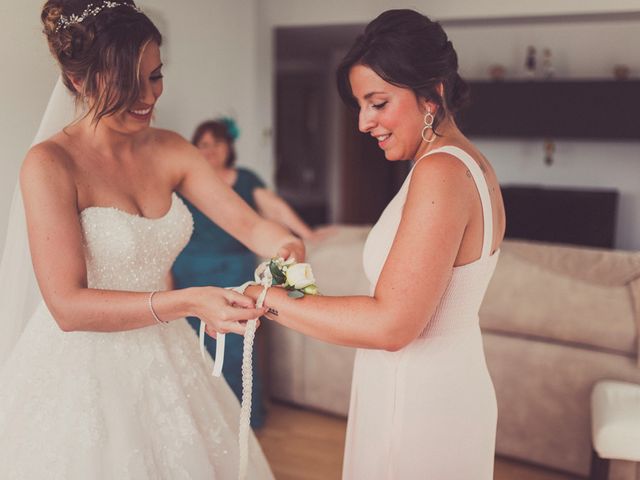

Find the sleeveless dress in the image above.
[
  {"left": 342, "top": 146, "right": 499, "bottom": 480},
  {"left": 172, "top": 168, "right": 267, "bottom": 428},
  {"left": 0, "top": 193, "right": 274, "bottom": 480}
]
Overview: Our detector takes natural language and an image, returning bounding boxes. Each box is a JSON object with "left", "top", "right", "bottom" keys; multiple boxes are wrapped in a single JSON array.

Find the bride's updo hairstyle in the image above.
[
  {"left": 336, "top": 9, "right": 469, "bottom": 136},
  {"left": 41, "top": 0, "right": 162, "bottom": 124}
]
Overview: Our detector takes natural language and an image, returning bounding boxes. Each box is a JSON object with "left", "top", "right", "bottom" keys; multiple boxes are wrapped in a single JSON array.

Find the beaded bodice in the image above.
[{"left": 80, "top": 193, "right": 193, "bottom": 292}]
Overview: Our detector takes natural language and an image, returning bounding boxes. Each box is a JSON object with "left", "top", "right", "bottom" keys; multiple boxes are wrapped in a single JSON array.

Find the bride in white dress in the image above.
[
  {"left": 245, "top": 9, "right": 507, "bottom": 479},
  {"left": 0, "top": 1, "right": 302, "bottom": 478}
]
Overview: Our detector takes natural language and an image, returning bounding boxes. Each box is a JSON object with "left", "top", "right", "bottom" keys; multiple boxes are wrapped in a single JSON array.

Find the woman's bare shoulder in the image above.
[
  {"left": 146, "top": 127, "right": 200, "bottom": 164},
  {"left": 411, "top": 149, "right": 475, "bottom": 191},
  {"left": 147, "top": 128, "right": 191, "bottom": 149},
  {"left": 404, "top": 149, "right": 479, "bottom": 225},
  {"left": 21, "top": 137, "right": 75, "bottom": 183}
]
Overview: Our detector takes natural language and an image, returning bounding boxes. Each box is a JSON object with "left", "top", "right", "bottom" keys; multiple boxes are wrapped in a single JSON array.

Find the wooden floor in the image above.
[{"left": 256, "top": 403, "right": 583, "bottom": 480}]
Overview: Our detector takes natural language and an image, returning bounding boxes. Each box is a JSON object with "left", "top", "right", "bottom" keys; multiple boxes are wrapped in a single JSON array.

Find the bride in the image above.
[{"left": 0, "top": 1, "right": 300, "bottom": 478}]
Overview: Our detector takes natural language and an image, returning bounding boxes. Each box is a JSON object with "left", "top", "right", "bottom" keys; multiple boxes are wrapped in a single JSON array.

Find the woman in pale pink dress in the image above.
[{"left": 246, "top": 9, "right": 506, "bottom": 479}]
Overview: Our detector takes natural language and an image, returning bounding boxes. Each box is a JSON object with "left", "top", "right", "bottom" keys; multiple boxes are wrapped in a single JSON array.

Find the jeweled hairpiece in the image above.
[{"left": 55, "top": 1, "right": 142, "bottom": 32}]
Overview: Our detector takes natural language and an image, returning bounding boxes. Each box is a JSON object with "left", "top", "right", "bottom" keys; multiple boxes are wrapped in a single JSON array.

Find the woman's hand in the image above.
[
  {"left": 190, "top": 286, "right": 266, "bottom": 336},
  {"left": 243, "top": 285, "right": 263, "bottom": 302},
  {"left": 243, "top": 285, "right": 283, "bottom": 322},
  {"left": 306, "top": 225, "right": 339, "bottom": 244},
  {"left": 277, "top": 238, "right": 306, "bottom": 262}
]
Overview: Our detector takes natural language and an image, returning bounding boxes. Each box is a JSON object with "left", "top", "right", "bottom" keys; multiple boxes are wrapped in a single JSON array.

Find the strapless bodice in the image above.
[{"left": 79, "top": 193, "right": 193, "bottom": 292}]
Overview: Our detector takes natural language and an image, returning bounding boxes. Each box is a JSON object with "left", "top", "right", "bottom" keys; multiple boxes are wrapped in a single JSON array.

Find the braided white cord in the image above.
[
  {"left": 238, "top": 283, "right": 268, "bottom": 480},
  {"left": 198, "top": 280, "right": 268, "bottom": 479},
  {"left": 197, "top": 268, "right": 273, "bottom": 479},
  {"left": 238, "top": 317, "right": 257, "bottom": 480}
]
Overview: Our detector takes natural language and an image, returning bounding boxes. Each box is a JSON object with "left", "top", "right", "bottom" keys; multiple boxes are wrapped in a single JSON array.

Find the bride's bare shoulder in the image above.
[
  {"left": 146, "top": 128, "right": 201, "bottom": 167},
  {"left": 21, "top": 136, "right": 75, "bottom": 187},
  {"left": 148, "top": 127, "right": 191, "bottom": 149}
]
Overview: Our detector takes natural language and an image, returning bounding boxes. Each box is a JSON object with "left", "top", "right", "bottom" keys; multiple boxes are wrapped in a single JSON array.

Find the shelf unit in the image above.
[{"left": 458, "top": 80, "right": 640, "bottom": 140}]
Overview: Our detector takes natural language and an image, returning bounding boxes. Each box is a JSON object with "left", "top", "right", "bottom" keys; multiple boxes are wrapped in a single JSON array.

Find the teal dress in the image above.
[{"left": 172, "top": 168, "right": 266, "bottom": 428}]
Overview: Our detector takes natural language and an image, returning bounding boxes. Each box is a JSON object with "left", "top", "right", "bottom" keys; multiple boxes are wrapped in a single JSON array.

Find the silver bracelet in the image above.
[{"left": 148, "top": 291, "right": 168, "bottom": 325}]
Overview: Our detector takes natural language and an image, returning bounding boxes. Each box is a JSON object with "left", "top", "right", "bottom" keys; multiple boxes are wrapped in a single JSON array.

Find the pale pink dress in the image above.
[{"left": 343, "top": 146, "right": 499, "bottom": 480}]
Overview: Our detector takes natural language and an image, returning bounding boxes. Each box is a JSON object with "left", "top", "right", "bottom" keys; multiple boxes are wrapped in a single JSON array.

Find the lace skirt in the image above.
[{"left": 0, "top": 302, "right": 274, "bottom": 480}]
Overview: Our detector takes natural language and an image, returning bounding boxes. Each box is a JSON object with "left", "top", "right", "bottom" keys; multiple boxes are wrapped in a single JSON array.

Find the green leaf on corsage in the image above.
[
  {"left": 287, "top": 290, "right": 305, "bottom": 299},
  {"left": 269, "top": 261, "right": 286, "bottom": 285}
]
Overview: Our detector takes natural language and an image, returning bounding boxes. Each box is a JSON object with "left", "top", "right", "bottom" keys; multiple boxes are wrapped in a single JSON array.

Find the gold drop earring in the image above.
[{"left": 421, "top": 107, "right": 435, "bottom": 143}]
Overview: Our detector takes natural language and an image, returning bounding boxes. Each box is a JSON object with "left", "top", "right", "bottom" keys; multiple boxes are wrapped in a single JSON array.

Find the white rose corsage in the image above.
[{"left": 257, "top": 257, "right": 319, "bottom": 298}]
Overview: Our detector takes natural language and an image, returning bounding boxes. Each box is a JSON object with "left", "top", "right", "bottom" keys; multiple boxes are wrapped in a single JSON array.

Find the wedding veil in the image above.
[{"left": 0, "top": 77, "right": 76, "bottom": 368}]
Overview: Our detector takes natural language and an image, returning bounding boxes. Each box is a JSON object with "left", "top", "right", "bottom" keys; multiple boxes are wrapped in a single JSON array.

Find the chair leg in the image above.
[{"left": 590, "top": 449, "right": 610, "bottom": 480}]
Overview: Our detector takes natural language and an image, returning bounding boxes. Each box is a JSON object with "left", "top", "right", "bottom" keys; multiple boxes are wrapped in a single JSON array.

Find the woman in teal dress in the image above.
[{"left": 172, "top": 118, "right": 317, "bottom": 428}]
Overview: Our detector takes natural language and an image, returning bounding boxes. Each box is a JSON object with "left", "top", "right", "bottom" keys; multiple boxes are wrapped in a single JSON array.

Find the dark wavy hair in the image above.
[
  {"left": 41, "top": 0, "right": 162, "bottom": 125},
  {"left": 336, "top": 9, "right": 470, "bottom": 136},
  {"left": 191, "top": 120, "right": 237, "bottom": 167}
]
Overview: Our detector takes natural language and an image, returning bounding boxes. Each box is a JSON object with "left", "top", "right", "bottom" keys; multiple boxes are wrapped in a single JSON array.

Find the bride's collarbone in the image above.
[
  {"left": 70, "top": 146, "right": 181, "bottom": 216},
  {"left": 77, "top": 189, "right": 176, "bottom": 219},
  {"left": 75, "top": 171, "right": 175, "bottom": 218}
]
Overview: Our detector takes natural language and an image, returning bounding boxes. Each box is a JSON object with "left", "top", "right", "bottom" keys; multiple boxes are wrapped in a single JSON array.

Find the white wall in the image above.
[
  {"left": 0, "top": 0, "right": 58, "bottom": 254},
  {"left": 259, "top": 1, "right": 640, "bottom": 250},
  {"left": 0, "top": 0, "right": 262, "bottom": 252},
  {"left": 146, "top": 0, "right": 263, "bottom": 179},
  {"left": 448, "top": 17, "right": 640, "bottom": 80}
]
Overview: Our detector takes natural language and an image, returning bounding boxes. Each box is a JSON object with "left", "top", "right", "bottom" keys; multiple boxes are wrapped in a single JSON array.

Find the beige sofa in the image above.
[{"left": 266, "top": 226, "right": 640, "bottom": 478}]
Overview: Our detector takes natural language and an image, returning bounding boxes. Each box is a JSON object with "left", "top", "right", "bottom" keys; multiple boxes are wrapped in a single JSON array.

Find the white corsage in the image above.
[{"left": 262, "top": 257, "right": 319, "bottom": 298}]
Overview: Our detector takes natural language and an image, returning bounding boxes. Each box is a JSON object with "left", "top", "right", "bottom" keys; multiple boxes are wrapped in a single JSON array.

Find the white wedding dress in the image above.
[{"left": 0, "top": 192, "right": 274, "bottom": 479}]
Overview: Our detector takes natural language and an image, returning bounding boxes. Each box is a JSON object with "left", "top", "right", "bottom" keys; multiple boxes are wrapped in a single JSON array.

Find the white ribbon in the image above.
[
  {"left": 199, "top": 282, "right": 254, "bottom": 378},
  {"left": 198, "top": 271, "right": 272, "bottom": 480}
]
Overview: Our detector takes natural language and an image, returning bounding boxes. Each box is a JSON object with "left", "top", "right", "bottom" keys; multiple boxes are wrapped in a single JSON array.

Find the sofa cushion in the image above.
[
  {"left": 480, "top": 240, "right": 640, "bottom": 357},
  {"left": 306, "top": 226, "right": 371, "bottom": 296}
]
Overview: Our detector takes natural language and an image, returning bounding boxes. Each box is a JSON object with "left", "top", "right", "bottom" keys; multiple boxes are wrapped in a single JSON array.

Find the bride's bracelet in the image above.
[{"left": 148, "top": 291, "right": 168, "bottom": 325}]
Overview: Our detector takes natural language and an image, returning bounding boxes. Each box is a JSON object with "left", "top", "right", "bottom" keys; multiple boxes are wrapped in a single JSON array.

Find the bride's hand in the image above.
[
  {"left": 203, "top": 320, "right": 261, "bottom": 338},
  {"left": 191, "top": 287, "right": 266, "bottom": 336},
  {"left": 277, "top": 238, "right": 305, "bottom": 262},
  {"left": 307, "top": 225, "right": 339, "bottom": 244}
]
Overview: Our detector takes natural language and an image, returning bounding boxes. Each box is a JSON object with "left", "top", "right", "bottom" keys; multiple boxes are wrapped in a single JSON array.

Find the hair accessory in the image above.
[
  {"left": 55, "top": 1, "right": 142, "bottom": 32},
  {"left": 421, "top": 108, "right": 435, "bottom": 143},
  {"left": 217, "top": 117, "right": 240, "bottom": 141},
  {"left": 148, "top": 291, "right": 168, "bottom": 325}
]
